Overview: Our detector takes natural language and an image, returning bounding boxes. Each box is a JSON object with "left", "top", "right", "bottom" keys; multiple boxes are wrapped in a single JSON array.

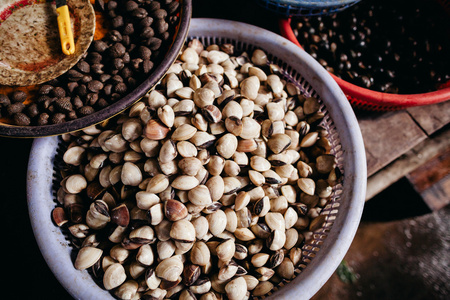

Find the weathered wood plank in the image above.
[
  {"left": 406, "top": 148, "right": 450, "bottom": 211},
  {"left": 366, "top": 128, "right": 450, "bottom": 200},
  {"left": 357, "top": 110, "right": 427, "bottom": 176},
  {"left": 407, "top": 101, "right": 450, "bottom": 136}
]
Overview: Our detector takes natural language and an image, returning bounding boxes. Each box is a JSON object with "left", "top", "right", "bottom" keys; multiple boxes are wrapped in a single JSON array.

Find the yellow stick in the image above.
[{"left": 56, "top": 5, "right": 75, "bottom": 55}]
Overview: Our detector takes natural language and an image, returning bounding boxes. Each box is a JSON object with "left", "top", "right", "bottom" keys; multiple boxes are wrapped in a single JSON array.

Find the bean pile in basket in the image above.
[
  {"left": 52, "top": 39, "right": 339, "bottom": 300},
  {"left": 290, "top": 0, "right": 450, "bottom": 94}
]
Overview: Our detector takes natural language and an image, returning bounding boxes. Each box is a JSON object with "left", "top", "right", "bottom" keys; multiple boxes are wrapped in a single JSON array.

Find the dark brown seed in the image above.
[
  {"left": 166, "top": 1, "right": 179, "bottom": 14},
  {"left": 76, "top": 60, "right": 90, "bottom": 73},
  {"left": 27, "top": 103, "right": 40, "bottom": 118},
  {"left": 92, "top": 40, "right": 109, "bottom": 53},
  {"left": 52, "top": 87, "right": 66, "bottom": 98},
  {"left": 38, "top": 85, "right": 53, "bottom": 95},
  {"left": 139, "top": 46, "right": 152, "bottom": 60},
  {"left": 142, "top": 60, "right": 154, "bottom": 74},
  {"left": 140, "top": 27, "right": 155, "bottom": 39},
  {"left": 90, "top": 64, "right": 105, "bottom": 74},
  {"left": 154, "top": 19, "right": 168, "bottom": 35},
  {"left": 10, "top": 90, "right": 27, "bottom": 103},
  {"left": 0, "top": 94, "right": 10, "bottom": 106},
  {"left": 13, "top": 113, "right": 31, "bottom": 126},
  {"left": 51, "top": 113, "right": 66, "bottom": 124},
  {"left": 125, "top": 1, "right": 138, "bottom": 12},
  {"left": 146, "top": 37, "right": 162, "bottom": 51},
  {"left": 78, "top": 106, "right": 95, "bottom": 116},
  {"left": 111, "top": 15, "right": 124, "bottom": 28},
  {"left": 75, "top": 85, "right": 88, "bottom": 97},
  {"left": 67, "top": 69, "right": 84, "bottom": 81},
  {"left": 87, "top": 80, "right": 104, "bottom": 93},
  {"left": 86, "top": 93, "right": 99, "bottom": 106},
  {"left": 114, "top": 83, "right": 128, "bottom": 94},
  {"left": 113, "top": 58, "right": 125, "bottom": 70},
  {"left": 151, "top": 8, "right": 167, "bottom": 19},
  {"left": 122, "top": 23, "right": 134, "bottom": 35},
  {"left": 55, "top": 97, "right": 73, "bottom": 113},
  {"left": 88, "top": 52, "right": 102, "bottom": 64},
  {"left": 109, "top": 43, "right": 126, "bottom": 58},
  {"left": 140, "top": 16, "right": 153, "bottom": 28},
  {"left": 132, "top": 8, "right": 148, "bottom": 19},
  {"left": 107, "top": 0, "right": 117, "bottom": 10},
  {"left": 67, "top": 82, "right": 79, "bottom": 93},
  {"left": 6, "top": 102, "right": 25, "bottom": 115},
  {"left": 72, "top": 96, "right": 83, "bottom": 109},
  {"left": 37, "top": 113, "right": 49, "bottom": 125},
  {"left": 106, "top": 30, "right": 122, "bottom": 43},
  {"left": 164, "top": 199, "right": 188, "bottom": 222}
]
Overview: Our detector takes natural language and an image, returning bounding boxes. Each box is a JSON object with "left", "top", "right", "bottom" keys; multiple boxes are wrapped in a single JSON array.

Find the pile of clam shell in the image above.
[{"left": 52, "top": 39, "right": 339, "bottom": 300}]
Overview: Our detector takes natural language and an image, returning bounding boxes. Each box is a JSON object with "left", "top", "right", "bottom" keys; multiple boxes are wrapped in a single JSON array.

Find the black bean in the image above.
[
  {"left": 154, "top": 19, "right": 168, "bottom": 35},
  {"left": 81, "top": 75, "right": 93, "bottom": 84},
  {"left": 111, "top": 15, "right": 124, "bottom": 28}
]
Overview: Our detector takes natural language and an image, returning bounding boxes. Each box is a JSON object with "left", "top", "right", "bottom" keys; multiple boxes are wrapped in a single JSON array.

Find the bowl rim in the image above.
[
  {"left": 27, "top": 18, "right": 366, "bottom": 300},
  {"left": 0, "top": 0, "right": 192, "bottom": 138}
]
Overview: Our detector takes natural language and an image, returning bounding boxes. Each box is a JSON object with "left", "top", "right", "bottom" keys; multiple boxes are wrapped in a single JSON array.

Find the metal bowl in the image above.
[{"left": 0, "top": 0, "right": 192, "bottom": 137}]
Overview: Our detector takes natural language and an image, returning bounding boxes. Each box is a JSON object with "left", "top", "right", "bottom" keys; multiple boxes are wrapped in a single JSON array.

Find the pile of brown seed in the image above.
[
  {"left": 0, "top": 0, "right": 180, "bottom": 126},
  {"left": 52, "top": 39, "right": 339, "bottom": 300}
]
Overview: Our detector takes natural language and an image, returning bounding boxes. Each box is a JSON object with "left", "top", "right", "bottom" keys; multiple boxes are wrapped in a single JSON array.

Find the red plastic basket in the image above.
[{"left": 279, "top": 5, "right": 450, "bottom": 111}]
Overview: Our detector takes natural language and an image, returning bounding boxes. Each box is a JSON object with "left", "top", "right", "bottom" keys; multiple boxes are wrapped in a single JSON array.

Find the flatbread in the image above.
[{"left": 0, "top": 0, "right": 95, "bottom": 86}]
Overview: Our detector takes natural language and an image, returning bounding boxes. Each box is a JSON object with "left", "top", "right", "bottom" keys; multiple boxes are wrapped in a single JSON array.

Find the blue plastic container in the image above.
[{"left": 256, "top": 0, "right": 361, "bottom": 17}]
